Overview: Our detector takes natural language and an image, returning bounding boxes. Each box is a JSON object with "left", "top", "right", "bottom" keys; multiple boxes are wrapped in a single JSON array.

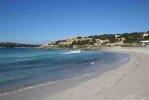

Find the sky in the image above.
[{"left": 0, "top": 0, "right": 149, "bottom": 44}]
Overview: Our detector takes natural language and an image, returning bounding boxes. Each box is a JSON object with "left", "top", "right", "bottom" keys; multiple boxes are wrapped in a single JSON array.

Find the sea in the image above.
[{"left": 0, "top": 48, "right": 129, "bottom": 95}]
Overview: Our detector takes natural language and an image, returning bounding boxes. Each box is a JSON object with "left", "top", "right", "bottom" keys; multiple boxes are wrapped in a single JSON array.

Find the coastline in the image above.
[
  {"left": 0, "top": 48, "right": 149, "bottom": 100},
  {"left": 43, "top": 48, "right": 149, "bottom": 100}
]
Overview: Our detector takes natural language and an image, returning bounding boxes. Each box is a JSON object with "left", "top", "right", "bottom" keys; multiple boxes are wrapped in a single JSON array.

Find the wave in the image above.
[
  {"left": 62, "top": 50, "right": 81, "bottom": 54},
  {"left": 90, "top": 62, "right": 95, "bottom": 65}
]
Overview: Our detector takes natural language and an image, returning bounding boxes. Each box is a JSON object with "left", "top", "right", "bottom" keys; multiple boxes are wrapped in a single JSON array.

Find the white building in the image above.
[
  {"left": 115, "top": 34, "right": 121, "bottom": 38},
  {"left": 142, "top": 33, "right": 149, "bottom": 37},
  {"left": 140, "top": 40, "right": 149, "bottom": 46}
]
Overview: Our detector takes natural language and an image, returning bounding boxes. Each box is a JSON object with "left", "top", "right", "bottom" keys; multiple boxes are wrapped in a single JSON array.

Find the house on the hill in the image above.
[
  {"left": 115, "top": 34, "right": 121, "bottom": 38},
  {"left": 95, "top": 39, "right": 109, "bottom": 45},
  {"left": 142, "top": 32, "right": 149, "bottom": 37},
  {"left": 140, "top": 40, "right": 149, "bottom": 46},
  {"left": 58, "top": 41, "right": 72, "bottom": 46},
  {"left": 115, "top": 34, "right": 125, "bottom": 43},
  {"left": 40, "top": 43, "right": 49, "bottom": 48}
]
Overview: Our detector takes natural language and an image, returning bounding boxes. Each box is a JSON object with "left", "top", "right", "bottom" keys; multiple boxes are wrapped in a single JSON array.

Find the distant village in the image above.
[
  {"left": 40, "top": 31, "right": 149, "bottom": 50},
  {"left": 1, "top": 31, "right": 149, "bottom": 49}
]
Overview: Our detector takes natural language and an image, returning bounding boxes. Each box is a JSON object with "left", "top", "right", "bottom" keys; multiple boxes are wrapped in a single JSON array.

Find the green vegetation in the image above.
[
  {"left": 48, "top": 31, "right": 149, "bottom": 49},
  {"left": 121, "top": 32, "right": 143, "bottom": 44},
  {"left": 54, "top": 40, "right": 61, "bottom": 45},
  {"left": 72, "top": 40, "right": 96, "bottom": 45},
  {"left": 88, "top": 34, "right": 118, "bottom": 43}
]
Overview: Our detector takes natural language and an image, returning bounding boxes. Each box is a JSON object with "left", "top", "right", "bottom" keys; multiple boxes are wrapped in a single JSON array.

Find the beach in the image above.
[
  {"left": 0, "top": 48, "right": 149, "bottom": 100},
  {"left": 43, "top": 48, "right": 149, "bottom": 100},
  {"left": 1, "top": 0, "right": 148, "bottom": 99}
]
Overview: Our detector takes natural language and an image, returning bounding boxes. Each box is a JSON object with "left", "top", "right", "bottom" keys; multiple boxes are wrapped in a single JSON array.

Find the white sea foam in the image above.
[
  {"left": 62, "top": 50, "right": 81, "bottom": 54},
  {"left": 120, "top": 57, "right": 130, "bottom": 62},
  {"left": 91, "top": 62, "right": 95, "bottom": 65},
  {"left": 0, "top": 80, "right": 65, "bottom": 96},
  {"left": 73, "top": 72, "right": 94, "bottom": 79}
]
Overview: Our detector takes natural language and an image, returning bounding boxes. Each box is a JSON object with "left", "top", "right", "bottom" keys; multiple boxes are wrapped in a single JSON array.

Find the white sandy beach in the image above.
[{"left": 43, "top": 48, "right": 149, "bottom": 100}]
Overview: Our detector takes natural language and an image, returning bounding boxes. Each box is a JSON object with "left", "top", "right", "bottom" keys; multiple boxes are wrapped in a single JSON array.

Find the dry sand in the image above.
[{"left": 43, "top": 48, "right": 149, "bottom": 100}]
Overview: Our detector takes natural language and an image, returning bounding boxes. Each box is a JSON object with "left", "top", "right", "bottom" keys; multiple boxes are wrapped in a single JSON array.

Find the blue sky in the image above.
[{"left": 0, "top": 0, "right": 149, "bottom": 44}]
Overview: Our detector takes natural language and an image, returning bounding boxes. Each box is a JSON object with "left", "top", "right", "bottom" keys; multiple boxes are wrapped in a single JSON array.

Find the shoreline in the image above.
[
  {"left": 0, "top": 51, "right": 130, "bottom": 100},
  {"left": 0, "top": 48, "right": 149, "bottom": 100},
  {"left": 43, "top": 48, "right": 149, "bottom": 100}
]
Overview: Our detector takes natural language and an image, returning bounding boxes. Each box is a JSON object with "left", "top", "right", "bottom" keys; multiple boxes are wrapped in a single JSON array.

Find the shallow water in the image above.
[{"left": 0, "top": 48, "right": 129, "bottom": 94}]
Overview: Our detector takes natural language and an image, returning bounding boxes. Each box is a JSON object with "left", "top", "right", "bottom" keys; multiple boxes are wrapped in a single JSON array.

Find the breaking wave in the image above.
[{"left": 62, "top": 50, "right": 81, "bottom": 54}]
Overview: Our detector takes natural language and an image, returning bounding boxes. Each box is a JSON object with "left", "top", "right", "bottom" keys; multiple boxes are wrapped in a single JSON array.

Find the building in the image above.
[
  {"left": 95, "top": 39, "right": 109, "bottom": 44},
  {"left": 58, "top": 41, "right": 72, "bottom": 46},
  {"left": 48, "top": 41, "right": 56, "bottom": 45},
  {"left": 115, "top": 34, "right": 125, "bottom": 42},
  {"left": 142, "top": 32, "right": 149, "bottom": 37},
  {"left": 40, "top": 43, "right": 49, "bottom": 48},
  {"left": 140, "top": 40, "right": 149, "bottom": 46},
  {"left": 66, "top": 37, "right": 78, "bottom": 42},
  {"left": 115, "top": 34, "right": 121, "bottom": 38}
]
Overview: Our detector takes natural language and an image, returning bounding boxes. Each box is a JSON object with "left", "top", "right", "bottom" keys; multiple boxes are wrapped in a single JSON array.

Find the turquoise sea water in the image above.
[{"left": 0, "top": 48, "right": 129, "bottom": 94}]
